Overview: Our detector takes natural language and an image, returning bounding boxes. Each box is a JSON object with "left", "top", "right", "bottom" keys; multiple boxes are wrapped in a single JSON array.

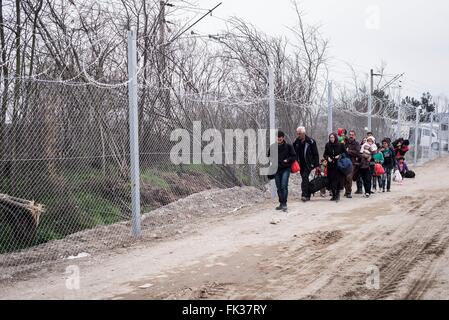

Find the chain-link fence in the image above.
[
  {"left": 0, "top": 78, "right": 274, "bottom": 276},
  {"left": 1, "top": 73, "right": 448, "bottom": 278},
  {"left": 0, "top": 80, "right": 133, "bottom": 268}
]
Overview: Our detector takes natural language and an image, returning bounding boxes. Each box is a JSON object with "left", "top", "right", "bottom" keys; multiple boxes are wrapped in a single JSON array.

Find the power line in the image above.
[{"left": 169, "top": 2, "right": 223, "bottom": 44}]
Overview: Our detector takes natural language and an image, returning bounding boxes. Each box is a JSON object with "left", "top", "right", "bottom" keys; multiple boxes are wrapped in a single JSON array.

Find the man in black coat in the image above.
[
  {"left": 293, "top": 126, "right": 320, "bottom": 202},
  {"left": 268, "top": 131, "right": 297, "bottom": 211}
]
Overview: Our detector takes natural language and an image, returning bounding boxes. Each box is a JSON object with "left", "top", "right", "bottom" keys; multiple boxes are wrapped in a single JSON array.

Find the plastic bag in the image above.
[
  {"left": 393, "top": 170, "right": 402, "bottom": 182},
  {"left": 291, "top": 160, "right": 300, "bottom": 174},
  {"left": 374, "top": 163, "right": 385, "bottom": 176}
]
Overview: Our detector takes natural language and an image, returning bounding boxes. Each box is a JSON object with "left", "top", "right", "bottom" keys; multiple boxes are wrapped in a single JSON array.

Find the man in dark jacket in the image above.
[
  {"left": 268, "top": 130, "right": 296, "bottom": 211},
  {"left": 293, "top": 126, "right": 320, "bottom": 202},
  {"left": 345, "top": 130, "right": 361, "bottom": 198}
]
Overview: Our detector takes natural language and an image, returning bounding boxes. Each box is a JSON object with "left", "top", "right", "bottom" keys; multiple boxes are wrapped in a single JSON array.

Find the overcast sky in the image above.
[{"left": 187, "top": 0, "right": 449, "bottom": 104}]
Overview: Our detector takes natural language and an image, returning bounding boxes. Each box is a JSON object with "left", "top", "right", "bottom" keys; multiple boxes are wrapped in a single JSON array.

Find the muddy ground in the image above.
[{"left": 1, "top": 157, "right": 449, "bottom": 300}]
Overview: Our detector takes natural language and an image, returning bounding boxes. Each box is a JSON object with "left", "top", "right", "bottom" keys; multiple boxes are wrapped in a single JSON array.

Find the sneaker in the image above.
[
  {"left": 276, "top": 205, "right": 283, "bottom": 210},
  {"left": 365, "top": 193, "right": 370, "bottom": 198},
  {"left": 282, "top": 203, "right": 288, "bottom": 211},
  {"left": 301, "top": 196, "right": 310, "bottom": 202},
  {"left": 354, "top": 190, "right": 363, "bottom": 195},
  {"left": 346, "top": 194, "right": 352, "bottom": 199},
  {"left": 387, "top": 189, "right": 391, "bottom": 192},
  {"left": 382, "top": 189, "right": 386, "bottom": 193}
]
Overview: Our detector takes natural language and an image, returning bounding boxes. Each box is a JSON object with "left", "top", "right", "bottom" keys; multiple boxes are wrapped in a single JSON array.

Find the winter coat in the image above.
[
  {"left": 337, "top": 128, "right": 346, "bottom": 143},
  {"left": 323, "top": 142, "right": 346, "bottom": 169},
  {"left": 346, "top": 139, "right": 361, "bottom": 165},
  {"left": 397, "top": 161, "right": 409, "bottom": 174},
  {"left": 373, "top": 152, "right": 384, "bottom": 164},
  {"left": 268, "top": 142, "right": 296, "bottom": 171},
  {"left": 395, "top": 145, "right": 409, "bottom": 159},
  {"left": 359, "top": 143, "right": 375, "bottom": 169},
  {"left": 382, "top": 147, "right": 396, "bottom": 169},
  {"left": 293, "top": 135, "right": 320, "bottom": 172}
]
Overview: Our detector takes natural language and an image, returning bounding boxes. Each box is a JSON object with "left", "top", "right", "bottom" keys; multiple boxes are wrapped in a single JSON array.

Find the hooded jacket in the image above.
[{"left": 337, "top": 128, "right": 346, "bottom": 143}]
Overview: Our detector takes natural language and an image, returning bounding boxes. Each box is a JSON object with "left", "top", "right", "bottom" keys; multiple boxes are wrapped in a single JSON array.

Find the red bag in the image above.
[
  {"left": 291, "top": 160, "right": 300, "bottom": 174},
  {"left": 374, "top": 163, "right": 385, "bottom": 176}
]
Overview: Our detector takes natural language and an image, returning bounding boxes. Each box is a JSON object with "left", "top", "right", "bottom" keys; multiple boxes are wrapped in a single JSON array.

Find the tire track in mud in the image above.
[
  {"left": 373, "top": 233, "right": 449, "bottom": 300},
  {"left": 339, "top": 191, "right": 449, "bottom": 300},
  {"left": 116, "top": 230, "right": 346, "bottom": 300}
]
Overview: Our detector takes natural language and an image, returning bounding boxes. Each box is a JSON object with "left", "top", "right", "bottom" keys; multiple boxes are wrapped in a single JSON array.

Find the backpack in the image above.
[{"left": 337, "top": 153, "right": 353, "bottom": 176}]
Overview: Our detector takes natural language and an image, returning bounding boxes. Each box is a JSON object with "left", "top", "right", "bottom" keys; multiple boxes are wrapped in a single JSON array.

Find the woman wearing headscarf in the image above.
[{"left": 323, "top": 133, "right": 346, "bottom": 202}]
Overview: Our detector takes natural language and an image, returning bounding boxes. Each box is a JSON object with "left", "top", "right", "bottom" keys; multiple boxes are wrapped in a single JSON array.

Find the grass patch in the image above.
[
  {"left": 0, "top": 223, "right": 14, "bottom": 254},
  {"left": 235, "top": 168, "right": 251, "bottom": 185},
  {"left": 75, "top": 192, "right": 122, "bottom": 226},
  {"left": 141, "top": 169, "right": 169, "bottom": 189},
  {"left": 181, "top": 163, "right": 216, "bottom": 175}
]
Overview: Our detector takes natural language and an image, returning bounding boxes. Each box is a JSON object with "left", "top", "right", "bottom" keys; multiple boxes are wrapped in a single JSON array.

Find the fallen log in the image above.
[{"left": 0, "top": 194, "right": 45, "bottom": 245}]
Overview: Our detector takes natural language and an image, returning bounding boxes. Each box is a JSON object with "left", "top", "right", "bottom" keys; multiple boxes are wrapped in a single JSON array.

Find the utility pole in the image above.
[{"left": 327, "top": 81, "right": 333, "bottom": 135}]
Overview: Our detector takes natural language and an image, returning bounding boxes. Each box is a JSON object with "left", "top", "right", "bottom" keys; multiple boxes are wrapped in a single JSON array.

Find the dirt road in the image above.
[{"left": 2, "top": 157, "right": 449, "bottom": 300}]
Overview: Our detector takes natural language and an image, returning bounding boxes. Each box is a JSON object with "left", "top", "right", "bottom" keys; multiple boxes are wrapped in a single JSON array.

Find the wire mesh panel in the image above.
[
  {"left": 0, "top": 76, "right": 447, "bottom": 278},
  {"left": 0, "top": 80, "right": 275, "bottom": 276},
  {"left": 137, "top": 87, "right": 271, "bottom": 218},
  {"left": 0, "top": 80, "right": 132, "bottom": 270}
]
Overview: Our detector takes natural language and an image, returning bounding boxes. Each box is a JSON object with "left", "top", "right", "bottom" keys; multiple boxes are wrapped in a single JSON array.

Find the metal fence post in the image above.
[
  {"left": 128, "top": 29, "right": 141, "bottom": 237},
  {"left": 430, "top": 112, "right": 434, "bottom": 160},
  {"left": 438, "top": 114, "right": 442, "bottom": 158},
  {"left": 414, "top": 107, "right": 421, "bottom": 167},
  {"left": 268, "top": 66, "right": 277, "bottom": 198},
  {"left": 396, "top": 103, "right": 401, "bottom": 139},
  {"left": 327, "top": 81, "right": 333, "bottom": 135}
]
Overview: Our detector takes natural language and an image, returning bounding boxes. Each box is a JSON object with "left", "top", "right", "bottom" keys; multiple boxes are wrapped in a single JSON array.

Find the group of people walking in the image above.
[{"left": 271, "top": 127, "right": 412, "bottom": 211}]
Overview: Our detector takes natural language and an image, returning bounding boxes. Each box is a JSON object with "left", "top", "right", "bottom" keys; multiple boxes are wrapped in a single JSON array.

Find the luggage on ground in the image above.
[
  {"left": 309, "top": 176, "right": 329, "bottom": 194},
  {"left": 404, "top": 170, "right": 415, "bottom": 178}
]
